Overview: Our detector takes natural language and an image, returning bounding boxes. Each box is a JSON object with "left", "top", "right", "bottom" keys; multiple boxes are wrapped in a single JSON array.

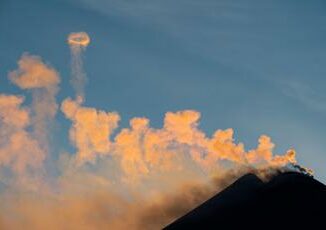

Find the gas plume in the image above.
[
  {"left": 0, "top": 33, "right": 312, "bottom": 229},
  {"left": 9, "top": 54, "right": 60, "bottom": 155},
  {"left": 67, "top": 32, "right": 90, "bottom": 103}
]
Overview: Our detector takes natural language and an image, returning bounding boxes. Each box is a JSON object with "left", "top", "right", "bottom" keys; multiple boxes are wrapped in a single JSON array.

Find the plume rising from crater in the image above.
[{"left": 0, "top": 32, "right": 313, "bottom": 230}]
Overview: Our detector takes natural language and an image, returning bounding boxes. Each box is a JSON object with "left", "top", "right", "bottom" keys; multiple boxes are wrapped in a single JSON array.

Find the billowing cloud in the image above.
[
  {"left": 0, "top": 94, "right": 44, "bottom": 183},
  {"left": 62, "top": 101, "right": 299, "bottom": 182},
  {"left": 9, "top": 53, "right": 60, "bottom": 89},
  {"left": 61, "top": 98, "right": 120, "bottom": 164}
]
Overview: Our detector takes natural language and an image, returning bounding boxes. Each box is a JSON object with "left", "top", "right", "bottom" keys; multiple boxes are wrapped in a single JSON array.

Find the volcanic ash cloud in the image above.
[
  {"left": 0, "top": 33, "right": 313, "bottom": 230},
  {"left": 67, "top": 32, "right": 90, "bottom": 103}
]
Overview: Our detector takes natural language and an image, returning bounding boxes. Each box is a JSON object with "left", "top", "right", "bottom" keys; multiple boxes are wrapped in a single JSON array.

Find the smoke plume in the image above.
[
  {"left": 0, "top": 33, "right": 312, "bottom": 229},
  {"left": 9, "top": 53, "right": 60, "bottom": 155},
  {"left": 67, "top": 32, "right": 90, "bottom": 103}
]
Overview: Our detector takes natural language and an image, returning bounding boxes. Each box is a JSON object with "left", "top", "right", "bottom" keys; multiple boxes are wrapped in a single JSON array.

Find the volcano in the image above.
[{"left": 164, "top": 172, "right": 326, "bottom": 229}]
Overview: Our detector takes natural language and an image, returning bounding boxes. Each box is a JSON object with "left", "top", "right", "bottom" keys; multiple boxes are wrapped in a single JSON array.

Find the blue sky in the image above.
[{"left": 1, "top": 0, "right": 326, "bottom": 182}]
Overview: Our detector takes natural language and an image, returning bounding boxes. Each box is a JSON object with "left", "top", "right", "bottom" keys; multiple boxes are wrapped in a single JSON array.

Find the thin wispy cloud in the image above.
[{"left": 281, "top": 81, "right": 326, "bottom": 112}]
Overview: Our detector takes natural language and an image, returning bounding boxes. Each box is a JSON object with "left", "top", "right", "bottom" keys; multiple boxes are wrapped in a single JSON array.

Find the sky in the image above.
[
  {"left": 1, "top": 0, "right": 325, "bottom": 185},
  {"left": 1, "top": 0, "right": 326, "bottom": 228}
]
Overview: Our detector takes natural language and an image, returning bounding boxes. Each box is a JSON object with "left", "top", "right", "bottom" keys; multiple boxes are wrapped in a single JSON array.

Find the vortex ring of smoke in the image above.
[{"left": 67, "top": 32, "right": 90, "bottom": 47}]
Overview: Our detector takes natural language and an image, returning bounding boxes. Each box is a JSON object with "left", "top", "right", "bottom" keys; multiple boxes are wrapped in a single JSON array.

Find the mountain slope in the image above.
[{"left": 164, "top": 172, "right": 326, "bottom": 229}]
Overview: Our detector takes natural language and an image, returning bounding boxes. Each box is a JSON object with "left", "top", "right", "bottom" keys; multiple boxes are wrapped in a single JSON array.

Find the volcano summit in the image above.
[{"left": 165, "top": 172, "right": 326, "bottom": 229}]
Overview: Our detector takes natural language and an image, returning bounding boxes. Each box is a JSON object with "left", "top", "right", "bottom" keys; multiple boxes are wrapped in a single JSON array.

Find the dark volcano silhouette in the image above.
[{"left": 164, "top": 172, "right": 326, "bottom": 229}]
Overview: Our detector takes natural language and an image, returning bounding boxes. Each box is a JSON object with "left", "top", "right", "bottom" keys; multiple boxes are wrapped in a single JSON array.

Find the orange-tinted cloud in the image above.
[
  {"left": 0, "top": 94, "right": 44, "bottom": 179},
  {"left": 9, "top": 54, "right": 60, "bottom": 155},
  {"left": 9, "top": 53, "right": 60, "bottom": 89},
  {"left": 61, "top": 102, "right": 298, "bottom": 183},
  {"left": 0, "top": 46, "right": 310, "bottom": 230},
  {"left": 61, "top": 98, "right": 120, "bottom": 164}
]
